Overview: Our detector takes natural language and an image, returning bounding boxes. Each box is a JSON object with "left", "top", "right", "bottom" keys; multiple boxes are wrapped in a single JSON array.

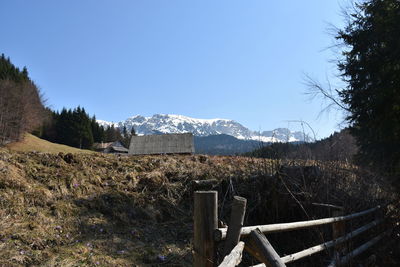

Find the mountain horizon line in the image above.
[{"left": 97, "top": 114, "right": 314, "bottom": 143}]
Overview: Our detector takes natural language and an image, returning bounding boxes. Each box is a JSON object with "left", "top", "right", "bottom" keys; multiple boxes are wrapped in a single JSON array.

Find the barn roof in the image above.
[{"left": 128, "top": 133, "right": 194, "bottom": 155}]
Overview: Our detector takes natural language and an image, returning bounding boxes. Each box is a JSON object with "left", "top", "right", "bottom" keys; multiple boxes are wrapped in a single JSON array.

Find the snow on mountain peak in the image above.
[{"left": 98, "top": 114, "right": 312, "bottom": 143}]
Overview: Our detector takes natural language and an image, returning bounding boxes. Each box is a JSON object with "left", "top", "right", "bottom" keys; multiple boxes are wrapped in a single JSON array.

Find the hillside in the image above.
[
  {"left": 6, "top": 133, "right": 94, "bottom": 154},
  {"left": 194, "top": 134, "right": 266, "bottom": 155},
  {"left": 245, "top": 129, "right": 357, "bottom": 162},
  {"left": 0, "top": 149, "right": 398, "bottom": 266}
]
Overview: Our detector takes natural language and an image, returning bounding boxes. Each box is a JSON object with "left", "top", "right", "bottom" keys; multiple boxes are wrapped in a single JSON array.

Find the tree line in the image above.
[
  {"left": 0, "top": 54, "right": 45, "bottom": 144},
  {"left": 303, "top": 0, "right": 400, "bottom": 177},
  {"left": 2, "top": 0, "right": 399, "bottom": 176},
  {"left": 337, "top": 0, "right": 400, "bottom": 175},
  {"left": 245, "top": 129, "right": 357, "bottom": 162},
  {"left": 37, "top": 107, "right": 135, "bottom": 149},
  {"left": 0, "top": 54, "right": 134, "bottom": 150}
]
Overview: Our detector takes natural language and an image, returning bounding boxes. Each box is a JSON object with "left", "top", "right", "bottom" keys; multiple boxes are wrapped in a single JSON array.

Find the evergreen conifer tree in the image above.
[{"left": 337, "top": 0, "right": 400, "bottom": 174}]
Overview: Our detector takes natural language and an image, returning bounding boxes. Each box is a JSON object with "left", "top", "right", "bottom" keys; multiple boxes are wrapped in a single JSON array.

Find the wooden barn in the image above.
[{"left": 128, "top": 133, "right": 194, "bottom": 155}]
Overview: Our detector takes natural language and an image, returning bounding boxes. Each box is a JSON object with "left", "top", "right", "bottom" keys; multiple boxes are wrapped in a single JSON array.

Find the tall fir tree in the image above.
[
  {"left": 338, "top": 0, "right": 400, "bottom": 174},
  {"left": 53, "top": 107, "right": 94, "bottom": 149},
  {"left": 72, "top": 107, "right": 93, "bottom": 149},
  {"left": 91, "top": 116, "right": 105, "bottom": 143}
]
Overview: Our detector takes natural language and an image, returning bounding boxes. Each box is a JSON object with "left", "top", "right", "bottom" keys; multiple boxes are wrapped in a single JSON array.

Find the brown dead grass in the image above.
[
  {"left": 0, "top": 150, "right": 276, "bottom": 266},
  {"left": 0, "top": 149, "right": 397, "bottom": 266},
  {"left": 5, "top": 133, "right": 94, "bottom": 154}
]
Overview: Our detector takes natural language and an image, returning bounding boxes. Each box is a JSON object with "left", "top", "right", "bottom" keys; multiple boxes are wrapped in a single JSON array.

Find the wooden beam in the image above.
[
  {"left": 223, "top": 196, "right": 247, "bottom": 257},
  {"left": 248, "top": 218, "right": 384, "bottom": 267},
  {"left": 194, "top": 191, "right": 218, "bottom": 267},
  {"left": 328, "top": 229, "right": 391, "bottom": 267},
  {"left": 332, "top": 209, "right": 345, "bottom": 260},
  {"left": 215, "top": 206, "right": 382, "bottom": 241},
  {"left": 280, "top": 218, "right": 384, "bottom": 263},
  {"left": 218, "top": 241, "right": 245, "bottom": 267},
  {"left": 245, "top": 229, "right": 286, "bottom": 267}
]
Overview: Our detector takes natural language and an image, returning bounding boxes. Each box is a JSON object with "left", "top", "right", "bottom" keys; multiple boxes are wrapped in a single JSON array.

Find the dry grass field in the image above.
[
  {"left": 6, "top": 133, "right": 94, "bottom": 154},
  {"left": 0, "top": 136, "right": 398, "bottom": 266}
]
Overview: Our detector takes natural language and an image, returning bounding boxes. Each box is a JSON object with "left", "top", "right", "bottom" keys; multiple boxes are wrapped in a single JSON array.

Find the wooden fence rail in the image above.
[
  {"left": 218, "top": 241, "right": 245, "bottom": 267},
  {"left": 327, "top": 229, "right": 392, "bottom": 267},
  {"left": 214, "top": 206, "right": 382, "bottom": 241},
  {"left": 246, "top": 229, "right": 286, "bottom": 267},
  {"left": 193, "top": 191, "right": 389, "bottom": 267},
  {"left": 250, "top": 218, "right": 385, "bottom": 266}
]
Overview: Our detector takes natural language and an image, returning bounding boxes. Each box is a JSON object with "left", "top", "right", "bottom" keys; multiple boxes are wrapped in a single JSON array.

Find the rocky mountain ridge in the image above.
[{"left": 98, "top": 114, "right": 313, "bottom": 143}]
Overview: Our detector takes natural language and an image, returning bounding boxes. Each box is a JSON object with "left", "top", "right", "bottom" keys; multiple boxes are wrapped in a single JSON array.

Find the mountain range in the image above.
[
  {"left": 98, "top": 114, "right": 312, "bottom": 155},
  {"left": 98, "top": 114, "right": 312, "bottom": 143}
]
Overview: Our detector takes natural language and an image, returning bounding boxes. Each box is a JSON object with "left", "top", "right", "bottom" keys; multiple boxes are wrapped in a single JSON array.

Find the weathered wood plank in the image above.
[
  {"left": 248, "top": 218, "right": 384, "bottom": 267},
  {"left": 223, "top": 196, "right": 247, "bottom": 257},
  {"left": 215, "top": 206, "right": 382, "bottom": 241},
  {"left": 218, "top": 241, "right": 245, "bottom": 267},
  {"left": 245, "top": 229, "right": 286, "bottom": 267},
  {"left": 332, "top": 209, "right": 345, "bottom": 260},
  {"left": 328, "top": 229, "right": 391, "bottom": 267},
  {"left": 194, "top": 191, "right": 218, "bottom": 267}
]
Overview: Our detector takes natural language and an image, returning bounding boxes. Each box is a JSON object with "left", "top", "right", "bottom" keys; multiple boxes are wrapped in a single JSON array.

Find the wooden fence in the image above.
[{"left": 193, "top": 191, "right": 390, "bottom": 267}]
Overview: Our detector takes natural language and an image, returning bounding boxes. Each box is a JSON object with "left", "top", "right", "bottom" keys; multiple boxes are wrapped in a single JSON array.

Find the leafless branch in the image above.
[
  {"left": 303, "top": 73, "right": 350, "bottom": 114},
  {"left": 285, "top": 120, "right": 317, "bottom": 142}
]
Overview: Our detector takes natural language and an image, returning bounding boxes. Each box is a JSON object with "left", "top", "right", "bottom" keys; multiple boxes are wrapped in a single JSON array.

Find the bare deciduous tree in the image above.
[{"left": 0, "top": 80, "right": 45, "bottom": 144}]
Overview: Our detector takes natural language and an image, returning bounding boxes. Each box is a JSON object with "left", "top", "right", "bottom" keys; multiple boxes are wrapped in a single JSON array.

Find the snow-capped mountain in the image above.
[{"left": 98, "top": 114, "right": 312, "bottom": 143}]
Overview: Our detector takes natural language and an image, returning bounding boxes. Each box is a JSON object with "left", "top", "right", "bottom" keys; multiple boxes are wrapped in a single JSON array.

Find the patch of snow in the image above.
[{"left": 97, "top": 114, "right": 311, "bottom": 143}]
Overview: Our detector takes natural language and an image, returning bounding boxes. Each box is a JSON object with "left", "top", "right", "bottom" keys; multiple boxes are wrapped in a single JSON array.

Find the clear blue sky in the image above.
[{"left": 1, "top": 0, "right": 347, "bottom": 139}]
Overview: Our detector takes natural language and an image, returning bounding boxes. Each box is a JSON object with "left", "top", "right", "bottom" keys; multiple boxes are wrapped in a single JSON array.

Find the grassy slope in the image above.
[
  {"left": 0, "top": 148, "right": 397, "bottom": 266},
  {"left": 0, "top": 151, "right": 276, "bottom": 266},
  {"left": 6, "top": 133, "right": 94, "bottom": 154}
]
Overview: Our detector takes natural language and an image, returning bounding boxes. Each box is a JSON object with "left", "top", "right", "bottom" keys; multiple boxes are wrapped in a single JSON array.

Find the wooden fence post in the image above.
[
  {"left": 245, "top": 228, "right": 286, "bottom": 267},
  {"left": 332, "top": 209, "right": 345, "bottom": 259},
  {"left": 223, "top": 196, "right": 247, "bottom": 257},
  {"left": 375, "top": 206, "right": 385, "bottom": 233},
  {"left": 194, "top": 191, "right": 218, "bottom": 267}
]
